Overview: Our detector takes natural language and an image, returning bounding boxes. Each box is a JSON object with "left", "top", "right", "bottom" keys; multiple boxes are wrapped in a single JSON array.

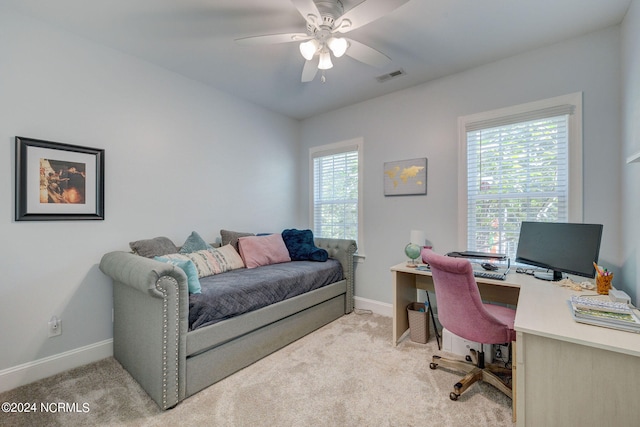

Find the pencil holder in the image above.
[{"left": 596, "top": 273, "right": 613, "bottom": 295}]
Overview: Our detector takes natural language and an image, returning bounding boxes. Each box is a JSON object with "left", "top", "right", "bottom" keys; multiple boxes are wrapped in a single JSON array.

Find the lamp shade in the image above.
[
  {"left": 410, "top": 230, "right": 425, "bottom": 246},
  {"left": 318, "top": 50, "right": 333, "bottom": 70},
  {"left": 327, "top": 37, "right": 348, "bottom": 57},
  {"left": 299, "top": 39, "right": 319, "bottom": 61}
]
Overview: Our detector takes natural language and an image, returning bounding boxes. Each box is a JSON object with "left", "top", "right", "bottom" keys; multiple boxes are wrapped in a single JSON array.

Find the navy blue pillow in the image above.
[{"left": 281, "top": 229, "right": 328, "bottom": 262}]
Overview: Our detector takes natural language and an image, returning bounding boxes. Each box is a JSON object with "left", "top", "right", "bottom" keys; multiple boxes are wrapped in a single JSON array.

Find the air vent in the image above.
[{"left": 376, "top": 69, "right": 406, "bottom": 83}]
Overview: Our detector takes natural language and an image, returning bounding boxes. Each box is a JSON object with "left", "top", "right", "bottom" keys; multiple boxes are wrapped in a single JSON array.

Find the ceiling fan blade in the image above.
[
  {"left": 334, "top": 0, "right": 410, "bottom": 33},
  {"left": 291, "top": 0, "right": 322, "bottom": 29},
  {"left": 344, "top": 38, "right": 391, "bottom": 68},
  {"left": 301, "top": 58, "right": 319, "bottom": 82},
  {"left": 235, "top": 32, "right": 310, "bottom": 45}
]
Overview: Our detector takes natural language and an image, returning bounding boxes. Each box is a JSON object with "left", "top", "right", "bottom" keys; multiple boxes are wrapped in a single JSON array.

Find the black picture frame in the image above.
[{"left": 15, "top": 136, "right": 105, "bottom": 221}]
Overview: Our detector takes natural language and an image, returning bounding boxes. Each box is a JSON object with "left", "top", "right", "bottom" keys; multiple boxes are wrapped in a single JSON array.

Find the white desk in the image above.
[{"left": 390, "top": 263, "right": 640, "bottom": 426}]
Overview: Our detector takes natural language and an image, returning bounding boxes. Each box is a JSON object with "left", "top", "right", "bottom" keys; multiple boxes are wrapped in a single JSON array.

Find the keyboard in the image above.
[
  {"left": 473, "top": 270, "right": 507, "bottom": 280},
  {"left": 447, "top": 251, "right": 507, "bottom": 260}
]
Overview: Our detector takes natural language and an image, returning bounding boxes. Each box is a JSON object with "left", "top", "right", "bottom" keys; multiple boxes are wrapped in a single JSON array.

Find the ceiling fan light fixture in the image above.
[
  {"left": 238, "top": 0, "right": 409, "bottom": 83},
  {"left": 299, "top": 39, "right": 319, "bottom": 61},
  {"left": 327, "top": 37, "right": 348, "bottom": 58},
  {"left": 318, "top": 50, "right": 333, "bottom": 70}
]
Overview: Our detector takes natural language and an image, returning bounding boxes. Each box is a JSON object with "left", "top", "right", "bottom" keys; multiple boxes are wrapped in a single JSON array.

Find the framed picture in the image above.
[
  {"left": 15, "top": 136, "right": 105, "bottom": 221},
  {"left": 384, "top": 157, "right": 427, "bottom": 196}
]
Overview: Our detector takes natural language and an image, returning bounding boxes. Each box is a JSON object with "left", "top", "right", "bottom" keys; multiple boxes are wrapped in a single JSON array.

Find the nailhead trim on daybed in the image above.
[
  {"left": 156, "top": 276, "right": 180, "bottom": 409},
  {"left": 314, "top": 238, "right": 357, "bottom": 313}
]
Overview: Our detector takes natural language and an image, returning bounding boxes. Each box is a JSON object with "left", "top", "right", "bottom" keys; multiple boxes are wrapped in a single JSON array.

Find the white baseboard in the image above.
[
  {"left": 354, "top": 296, "right": 392, "bottom": 317},
  {"left": 0, "top": 339, "right": 113, "bottom": 394}
]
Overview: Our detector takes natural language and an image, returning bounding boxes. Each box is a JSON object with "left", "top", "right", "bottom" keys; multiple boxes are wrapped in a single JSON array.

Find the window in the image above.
[
  {"left": 310, "top": 138, "right": 363, "bottom": 250},
  {"left": 458, "top": 93, "right": 583, "bottom": 259}
]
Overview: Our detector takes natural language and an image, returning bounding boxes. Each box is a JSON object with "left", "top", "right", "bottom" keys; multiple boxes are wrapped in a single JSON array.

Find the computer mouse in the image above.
[{"left": 481, "top": 262, "right": 499, "bottom": 271}]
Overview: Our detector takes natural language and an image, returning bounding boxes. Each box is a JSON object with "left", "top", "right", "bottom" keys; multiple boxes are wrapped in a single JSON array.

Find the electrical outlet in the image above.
[
  {"left": 493, "top": 343, "right": 510, "bottom": 363},
  {"left": 48, "top": 316, "right": 62, "bottom": 338}
]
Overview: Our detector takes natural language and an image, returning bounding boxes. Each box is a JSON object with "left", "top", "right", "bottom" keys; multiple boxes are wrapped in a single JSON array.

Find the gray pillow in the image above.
[
  {"left": 220, "top": 229, "right": 255, "bottom": 252},
  {"left": 129, "top": 236, "right": 179, "bottom": 258}
]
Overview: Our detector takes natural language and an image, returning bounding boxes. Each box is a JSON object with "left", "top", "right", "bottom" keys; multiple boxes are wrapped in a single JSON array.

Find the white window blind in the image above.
[
  {"left": 312, "top": 147, "right": 359, "bottom": 242},
  {"left": 465, "top": 105, "right": 574, "bottom": 259}
]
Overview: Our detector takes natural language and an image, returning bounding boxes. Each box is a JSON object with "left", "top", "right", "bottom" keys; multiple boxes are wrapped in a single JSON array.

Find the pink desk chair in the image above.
[{"left": 423, "top": 249, "right": 515, "bottom": 402}]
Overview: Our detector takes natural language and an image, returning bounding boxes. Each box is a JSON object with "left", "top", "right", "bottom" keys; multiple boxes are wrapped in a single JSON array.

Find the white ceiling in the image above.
[{"left": 4, "top": 0, "right": 632, "bottom": 119}]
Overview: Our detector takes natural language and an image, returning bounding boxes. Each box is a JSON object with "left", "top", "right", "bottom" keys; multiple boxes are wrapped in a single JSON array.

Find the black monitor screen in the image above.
[{"left": 515, "top": 221, "right": 603, "bottom": 281}]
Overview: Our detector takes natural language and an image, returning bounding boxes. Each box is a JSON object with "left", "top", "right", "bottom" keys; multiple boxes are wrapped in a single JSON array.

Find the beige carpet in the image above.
[{"left": 1, "top": 313, "right": 514, "bottom": 426}]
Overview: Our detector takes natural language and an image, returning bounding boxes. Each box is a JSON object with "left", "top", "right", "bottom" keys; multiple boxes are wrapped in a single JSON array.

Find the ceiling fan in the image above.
[{"left": 235, "top": 0, "right": 410, "bottom": 82}]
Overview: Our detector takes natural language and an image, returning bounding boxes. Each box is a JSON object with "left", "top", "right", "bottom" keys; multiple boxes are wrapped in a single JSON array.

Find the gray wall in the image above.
[
  {"left": 299, "top": 26, "right": 623, "bottom": 304},
  {"left": 2, "top": 0, "right": 637, "bottom": 381},
  {"left": 622, "top": 0, "right": 640, "bottom": 305},
  {"left": 0, "top": 8, "right": 299, "bottom": 372}
]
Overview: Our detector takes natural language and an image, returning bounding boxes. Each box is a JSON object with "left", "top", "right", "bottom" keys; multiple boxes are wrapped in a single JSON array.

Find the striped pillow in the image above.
[{"left": 164, "top": 245, "right": 245, "bottom": 278}]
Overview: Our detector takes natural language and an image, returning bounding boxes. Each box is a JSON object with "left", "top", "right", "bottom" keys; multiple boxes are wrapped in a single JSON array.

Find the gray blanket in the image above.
[{"left": 188, "top": 260, "right": 343, "bottom": 330}]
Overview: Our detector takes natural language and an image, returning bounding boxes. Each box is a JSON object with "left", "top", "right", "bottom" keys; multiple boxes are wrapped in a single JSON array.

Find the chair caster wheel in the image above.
[
  {"left": 429, "top": 362, "right": 438, "bottom": 369},
  {"left": 450, "top": 392, "right": 459, "bottom": 401}
]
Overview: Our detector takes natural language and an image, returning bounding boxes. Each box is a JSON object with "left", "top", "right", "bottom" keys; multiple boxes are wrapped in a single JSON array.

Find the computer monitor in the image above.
[{"left": 515, "top": 221, "right": 603, "bottom": 281}]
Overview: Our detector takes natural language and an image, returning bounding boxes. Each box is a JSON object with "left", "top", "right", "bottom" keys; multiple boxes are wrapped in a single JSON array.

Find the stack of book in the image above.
[{"left": 568, "top": 295, "right": 640, "bottom": 333}]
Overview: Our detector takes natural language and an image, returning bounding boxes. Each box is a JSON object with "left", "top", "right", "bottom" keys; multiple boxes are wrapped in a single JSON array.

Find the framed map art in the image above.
[
  {"left": 384, "top": 157, "right": 427, "bottom": 196},
  {"left": 15, "top": 136, "right": 105, "bottom": 221}
]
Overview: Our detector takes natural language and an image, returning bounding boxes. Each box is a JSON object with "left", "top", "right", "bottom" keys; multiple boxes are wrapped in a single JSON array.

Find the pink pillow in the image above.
[{"left": 238, "top": 234, "right": 291, "bottom": 268}]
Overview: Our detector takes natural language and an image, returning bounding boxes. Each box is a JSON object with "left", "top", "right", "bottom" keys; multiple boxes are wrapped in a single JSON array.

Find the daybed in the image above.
[{"left": 99, "top": 230, "right": 356, "bottom": 409}]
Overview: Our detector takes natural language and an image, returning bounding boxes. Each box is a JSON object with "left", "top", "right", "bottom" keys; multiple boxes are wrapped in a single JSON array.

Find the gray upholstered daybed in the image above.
[{"left": 99, "top": 232, "right": 356, "bottom": 410}]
